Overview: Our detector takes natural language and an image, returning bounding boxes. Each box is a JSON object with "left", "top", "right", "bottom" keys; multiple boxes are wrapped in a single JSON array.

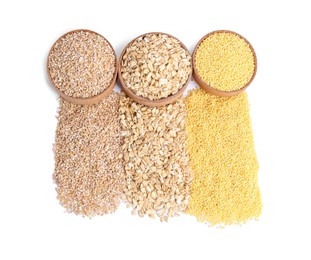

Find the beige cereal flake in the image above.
[
  {"left": 120, "top": 94, "right": 192, "bottom": 221},
  {"left": 120, "top": 33, "right": 191, "bottom": 100}
]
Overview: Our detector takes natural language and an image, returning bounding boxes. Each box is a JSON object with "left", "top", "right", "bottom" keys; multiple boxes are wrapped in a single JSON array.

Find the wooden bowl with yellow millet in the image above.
[{"left": 192, "top": 30, "right": 257, "bottom": 97}]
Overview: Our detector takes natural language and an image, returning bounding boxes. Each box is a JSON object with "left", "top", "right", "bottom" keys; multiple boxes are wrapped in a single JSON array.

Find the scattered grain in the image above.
[
  {"left": 53, "top": 92, "right": 124, "bottom": 216},
  {"left": 120, "top": 94, "right": 192, "bottom": 221},
  {"left": 48, "top": 30, "right": 116, "bottom": 98},
  {"left": 120, "top": 33, "right": 192, "bottom": 100},
  {"left": 194, "top": 32, "right": 255, "bottom": 92},
  {"left": 185, "top": 88, "right": 262, "bottom": 225}
]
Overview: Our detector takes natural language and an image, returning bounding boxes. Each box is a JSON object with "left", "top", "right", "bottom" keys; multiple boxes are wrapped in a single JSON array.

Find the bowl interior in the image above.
[
  {"left": 118, "top": 32, "right": 192, "bottom": 107},
  {"left": 47, "top": 29, "right": 118, "bottom": 105},
  {"left": 192, "top": 30, "right": 257, "bottom": 97}
]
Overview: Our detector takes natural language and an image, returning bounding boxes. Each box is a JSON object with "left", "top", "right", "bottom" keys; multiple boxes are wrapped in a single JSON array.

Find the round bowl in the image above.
[
  {"left": 47, "top": 29, "right": 118, "bottom": 105},
  {"left": 118, "top": 32, "right": 192, "bottom": 107},
  {"left": 192, "top": 30, "right": 257, "bottom": 97}
]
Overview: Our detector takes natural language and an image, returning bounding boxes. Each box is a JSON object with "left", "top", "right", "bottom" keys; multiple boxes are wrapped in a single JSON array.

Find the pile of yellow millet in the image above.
[
  {"left": 185, "top": 88, "right": 262, "bottom": 225},
  {"left": 194, "top": 32, "right": 255, "bottom": 92}
]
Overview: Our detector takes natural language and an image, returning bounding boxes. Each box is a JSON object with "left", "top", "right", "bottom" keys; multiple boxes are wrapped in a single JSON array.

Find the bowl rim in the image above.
[
  {"left": 192, "top": 29, "right": 257, "bottom": 97},
  {"left": 118, "top": 32, "right": 192, "bottom": 107},
  {"left": 47, "top": 29, "right": 118, "bottom": 105}
]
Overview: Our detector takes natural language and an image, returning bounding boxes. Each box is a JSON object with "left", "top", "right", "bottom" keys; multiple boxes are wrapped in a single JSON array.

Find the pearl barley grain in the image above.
[
  {"left": 48, "top": 30, "right": 116, "bottom": 98},
  {"left": 53, "top": 93, "right": 124, "bottom": 216}
]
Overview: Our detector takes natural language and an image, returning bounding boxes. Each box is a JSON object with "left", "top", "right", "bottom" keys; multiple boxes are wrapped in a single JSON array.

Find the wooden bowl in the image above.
[
  {"left": 47, "top": 29, "right": 117, "bottom": 105},
  {"left": 192, "top": 30, "right": 257, "bottom": 97},
  {"left": 118, "top": 32, "right": 192, "bottom": 107}
]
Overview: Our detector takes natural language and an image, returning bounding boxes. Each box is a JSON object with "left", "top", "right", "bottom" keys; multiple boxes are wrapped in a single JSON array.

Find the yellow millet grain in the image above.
[
  {"left": 185, "top": 88, "right": 262, "bottom": 225},
  {"left": 195, "top": 32, "right": 255, "bottom": 92}
]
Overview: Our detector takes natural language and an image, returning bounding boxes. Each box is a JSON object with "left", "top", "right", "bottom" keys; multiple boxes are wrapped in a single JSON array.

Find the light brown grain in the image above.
[
  {"left": 120, "top": 94, "right": 191, "bottom": 221},
  {"left": 48, "top": 30, "right": 116, "bottom": 99},
  {"left": 120, "top": 33, "right": 191, "bottom": 101},
  {"left": 53, "top": 92, "right": 124, "bottom": 216}
]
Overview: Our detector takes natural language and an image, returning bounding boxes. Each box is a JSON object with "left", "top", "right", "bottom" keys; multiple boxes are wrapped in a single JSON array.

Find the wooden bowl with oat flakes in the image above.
[
  {"left": 192, "top": 30, "right": 257, "bottom": 97},
  {"left": 47, "top": 29, "right": 117, "bottom": 105},
  {"left": 118, "top": 32, "right": 192, "bottom": 107}
]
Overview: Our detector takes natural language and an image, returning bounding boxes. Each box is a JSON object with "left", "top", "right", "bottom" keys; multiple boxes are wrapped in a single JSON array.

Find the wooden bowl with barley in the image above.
[{"left": 47, "top": 29, "right": 118, "bottom": 105}]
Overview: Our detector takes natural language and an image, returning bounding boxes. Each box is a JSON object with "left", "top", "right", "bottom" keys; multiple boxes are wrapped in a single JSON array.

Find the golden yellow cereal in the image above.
[
  {"left": 195, "top": 32, "right": 255, "bottom": 92},
  {"left": 185, "top": 88, "right": 262, "bottom": 225}
]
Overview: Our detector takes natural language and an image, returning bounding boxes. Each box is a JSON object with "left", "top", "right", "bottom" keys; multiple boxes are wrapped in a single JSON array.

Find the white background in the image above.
[{"left": 0, "top": 0, "right": 310, "bottom": 259}]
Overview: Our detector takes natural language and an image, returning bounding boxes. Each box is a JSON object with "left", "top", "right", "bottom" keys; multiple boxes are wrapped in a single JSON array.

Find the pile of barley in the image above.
[
  {"left": 53, "top": 93, "right": 124, "bottom": 216},
  {"left": 120, "top": 33, "right": 192, "bottom": 100},
  {"left": 120, "top": 94, "right": 191, "bottom": 221}
]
